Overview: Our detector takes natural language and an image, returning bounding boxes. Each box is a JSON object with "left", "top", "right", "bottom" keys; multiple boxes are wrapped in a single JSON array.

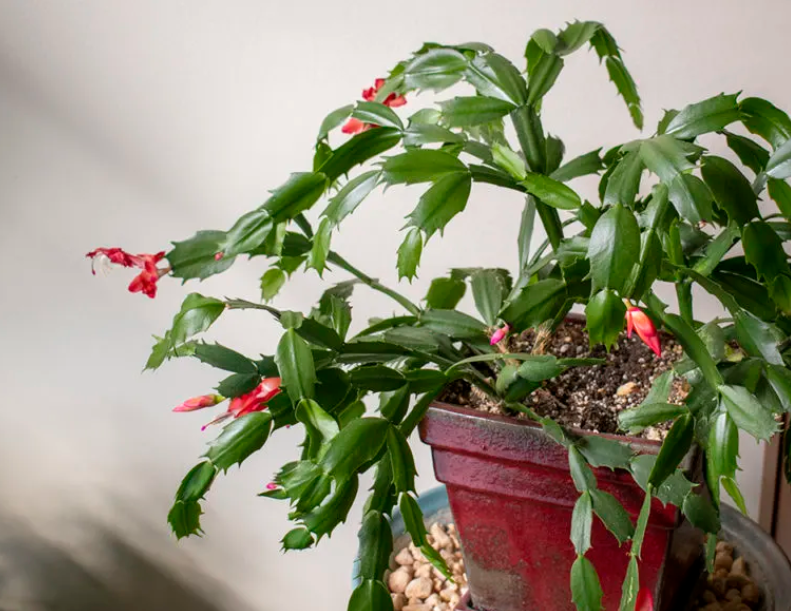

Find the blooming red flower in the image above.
[
  {"left": 173, "top": 394, "right": 224, "bottom": 412},
  {"left": 342, "top": 78, "right": 407, "bottom": 135},
  {"left": 636, "top": 587, "right": 654, "bottom": 611},
  {"left": 626, "top": 306, "right": 661, "bottom": 357},
  {"left": 86, "top": 247, "right": 142, "bottom": 273},
  {"left": 86, "top": 247, "right": 168, "bottom": 299},
  {"left": 490, "top": 324, "right": 511, "bottom": 346},
  {"left": 201, "top": 377, "right": 282, "bottom": 430}
]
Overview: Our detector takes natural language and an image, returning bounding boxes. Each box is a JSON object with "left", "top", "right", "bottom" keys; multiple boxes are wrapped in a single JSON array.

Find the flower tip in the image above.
[
  {"left": 636, "top": 588, "right": 654, "bottom": 611},
  {"left": 266, "top": 482, "right": 278, "bottom": 491},
  {"left": 174, "top": 394, "right": 223, "bottom": 412},
  {"left": 625, "top": 306, "right": 661, "bottom": 358},
  {"left": 341, "top": 117, "right": 367, "bottom": 135},
  {"left": 490, "top": 324, "right": 510, "bottom": 346},
  {"left": 648, "top": 339, "right": 662, "bottom": 358},
  {"left": 385, "top": 93, "right": 407, "bottom": 108},
  {"left": 214, "top": 251, "right": 224, "bottom": 261}
]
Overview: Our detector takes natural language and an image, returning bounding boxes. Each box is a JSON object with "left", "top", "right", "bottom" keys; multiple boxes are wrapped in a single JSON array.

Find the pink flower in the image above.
[
  {"left": 490, "top": 324, "right": 510, "bottom": 346},
  {"left": 266, "top": 482, "right": 279, "bottom": 491},
  {"left": 201, "top": 377, "right": 282, "bottom": 430},
  {"left": 173, "top": 394, "right": 224, "bottom": 412},
  {"left": 636, "top": 588, "right": 654, "bottom": 611},
  {"left": 86, "top": 247, "right": 168, "bottom": 299},
  {"left": 625, "top": 307, "right": 661, "bottom": 357},
  {"left": 342, "top": 78, "right": 407, "bottom": 135}
]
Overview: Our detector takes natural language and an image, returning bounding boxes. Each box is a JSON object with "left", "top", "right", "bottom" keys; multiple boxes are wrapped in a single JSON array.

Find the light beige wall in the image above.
[{"left": 1, "top": 1, "right": 789, "bottom": 608}]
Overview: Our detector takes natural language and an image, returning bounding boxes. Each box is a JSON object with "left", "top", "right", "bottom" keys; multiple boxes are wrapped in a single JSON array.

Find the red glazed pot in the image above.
[{"left": 419, "top": 402, "right": 703, "bottom": 611}]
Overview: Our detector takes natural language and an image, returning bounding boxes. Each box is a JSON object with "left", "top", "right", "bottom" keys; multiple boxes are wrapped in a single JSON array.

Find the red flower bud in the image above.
[
  {"left": 490, "top": 324, "right": 510, "bottom": 346},
  {"left": 266, "top": 482, "right": 279, "bottom": 491},
  {"left": 636, "top": 587, "right": 654, "bottom": 611},
  {"left": 341, "top": 117, "right": 370, "bottom": 135},
  {"left": 383, "top": 92, "right": 407, "bottom": 107},
  {"left": 201, "top": 377, "right": 282, "bottom": 430},
  {"left": 173, "top": 394, "right": 224, "bottom": 412},
  {"left": 626, "top": 306, "right": 661, "bottom": 357}
]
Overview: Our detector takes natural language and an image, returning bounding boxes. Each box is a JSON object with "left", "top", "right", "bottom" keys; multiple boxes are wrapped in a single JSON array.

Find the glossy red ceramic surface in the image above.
[{"left": 420, "top": 402, "right": 702, "bottom": 611}]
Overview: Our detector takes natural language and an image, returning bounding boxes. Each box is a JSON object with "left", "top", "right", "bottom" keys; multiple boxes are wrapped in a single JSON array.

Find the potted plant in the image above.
[{"left": 87, "top": 19, "right": 791, "bottom": 611}]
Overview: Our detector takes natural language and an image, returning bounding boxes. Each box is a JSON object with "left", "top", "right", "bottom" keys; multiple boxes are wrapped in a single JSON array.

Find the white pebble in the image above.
[
  {"left": 430, "top": 523, "right": 452, "bottom": 548},
  {"left": 440, "top": 586, "right": 458, "bottom": 601},
  {"left": 415, "top": 563, "right": 433, "bottom": 579},
  {"left": 409, "top": 543, "right": 426, "bottom": 562},
  {"left": 617, "top": 382, "right": 638, "bottom": 396},
  {"left": 395, "top": 547, "right": 414, "bottom": 566},
  {"left": 392, "top": 593, "right": 407, "bottom": 611},
  {"left": 389, "top": 568, "right": 412, "bottom": 594},
  {"left": 425, "top": 593, "right": 441, "bottom": 607},
  {"left": 405, "top": 576, "right": 433, "bottom": 599}
]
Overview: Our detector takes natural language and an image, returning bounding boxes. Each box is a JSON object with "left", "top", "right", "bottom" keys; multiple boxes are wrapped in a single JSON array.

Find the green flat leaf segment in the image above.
[
  {"left": 261, "top": 172, "right": 329, "bottom": 223},
  {"left": 276, "top": 329, "right": 317, "bottom": 402},
  {"left": 382, "top": 149, "right": 467, "bottom": 185},
  {"left": 522, "top": 174, "right": 581, "bottom": 210},
  {"left": 639, "top": 135, "right": 696, "bottom": 182},
  {"left": 465, "top": 52, "right": 528, "bottom": 106},
  {"left": 204, "top": 412, "right": 274, "bottom": 472},
  {"left": 587, "top": 205, "right": 640, "bottom": 293},
  {"left": 406, "top": 171, "right": 472, "bottom": 239},
  {"left": 571, "top": 556, "right": 604, "bottom": 611},
  {"left": 352, "top": 101, "right": 404, "bottom": 130},
  {"left": 665, "top": 93, "right": 741, "bottom": 139},
  {"left": 403, "top": 48, "right": 468, "bottom": 91},
  {"left": 719, "top": 384, "right": 780, "bottom": 441},
  {"left": 740, "top": 97, "right": 791, "bottom": 148},
  {"left": 146, "top": 293, "right": 225, "bottom": 370},
  {"left": 167, "top": 230, "right": 234, "bottom": 281},
  {"left": 439, "top": 96, "right": 516, "bottom": 127},
  {"left": 322, "top": 171, "right": 381, "bottom": 226}
]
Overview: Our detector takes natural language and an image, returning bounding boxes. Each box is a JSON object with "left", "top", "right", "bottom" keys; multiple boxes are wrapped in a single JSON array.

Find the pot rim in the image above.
[{"left": 429, "top": 400, "right": 663, "bottom": 452}]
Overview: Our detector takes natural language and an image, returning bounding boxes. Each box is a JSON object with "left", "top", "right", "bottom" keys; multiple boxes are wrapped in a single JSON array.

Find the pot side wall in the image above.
[{"left": 420, "top": 402, "right": 703, "bottom": 611}]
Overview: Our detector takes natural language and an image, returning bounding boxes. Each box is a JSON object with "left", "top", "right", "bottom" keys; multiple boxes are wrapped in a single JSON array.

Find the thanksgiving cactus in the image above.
[{"left": 89, "top": 19, "right": 791, "bottom": 611}]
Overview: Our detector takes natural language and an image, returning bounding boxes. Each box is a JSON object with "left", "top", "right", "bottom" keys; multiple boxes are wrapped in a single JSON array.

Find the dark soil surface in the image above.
[{"left": 440, "top": 320, "right": 688, "bottom": 440}]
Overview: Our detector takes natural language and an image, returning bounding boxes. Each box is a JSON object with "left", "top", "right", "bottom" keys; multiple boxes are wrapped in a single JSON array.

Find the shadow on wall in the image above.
[{"left": 0, "top": 512, "right": 255, "bottom": 611}]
